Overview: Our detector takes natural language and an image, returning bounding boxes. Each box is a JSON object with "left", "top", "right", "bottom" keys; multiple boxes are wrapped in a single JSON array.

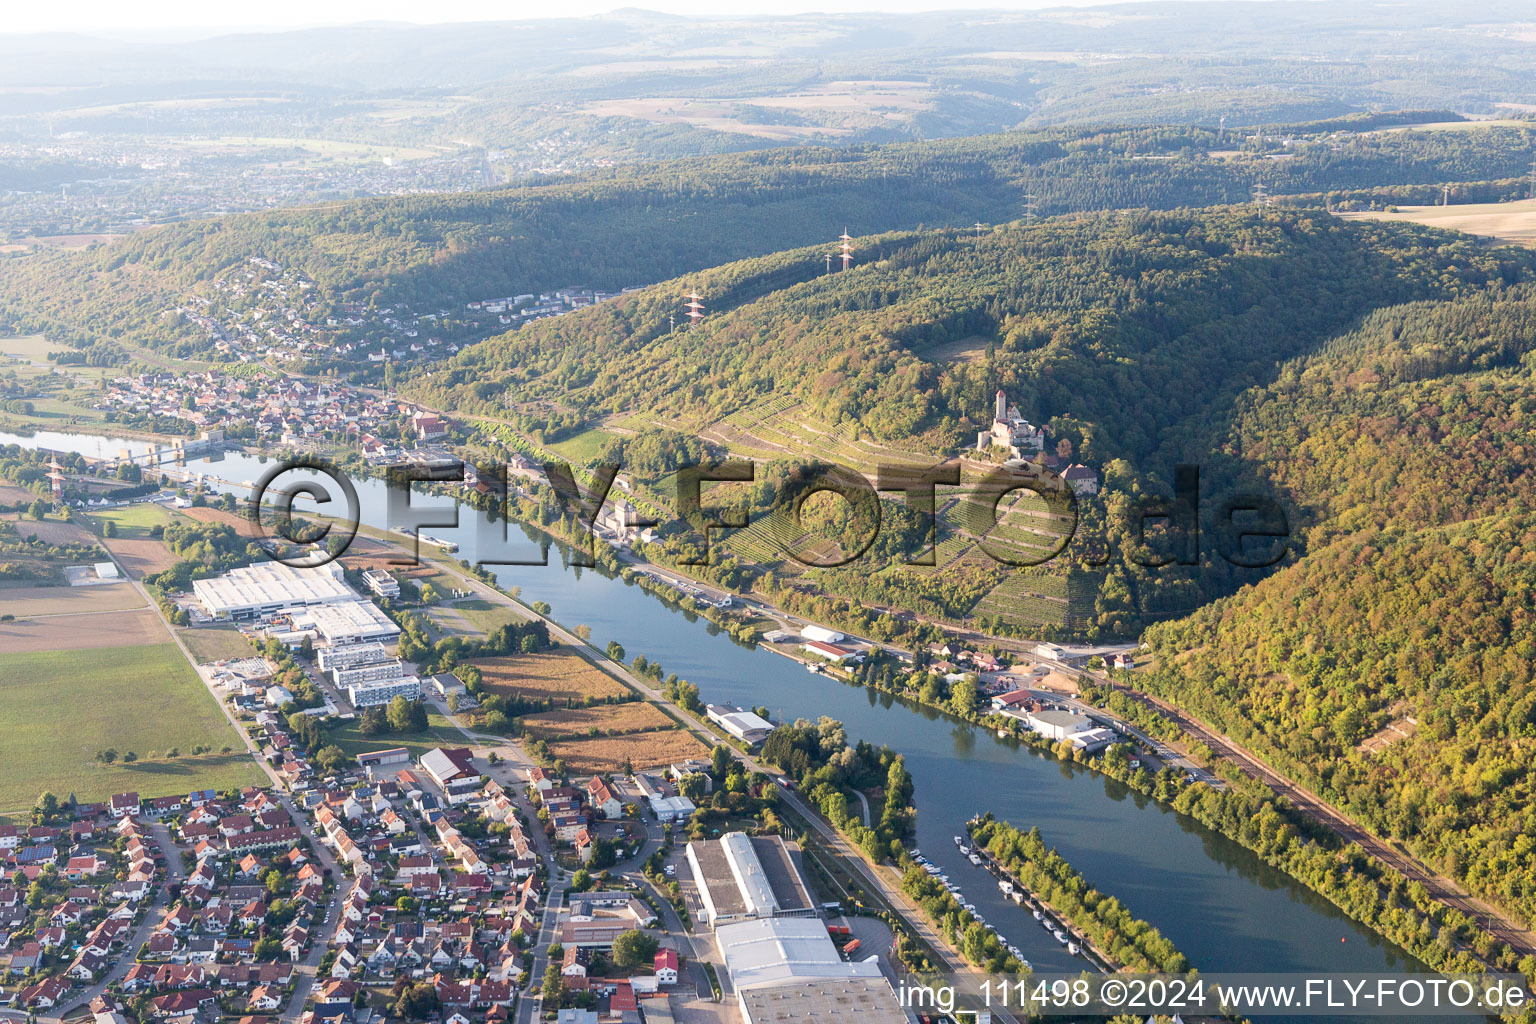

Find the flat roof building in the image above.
[
  {"left": 317, "top": 642, "right": 391, "bottom": 673},
  {"left": 193, "top": 561, "right": 352, "bottom": 620},
  {"left": 706, "top": 704, "right": 774, "bottom": 745},
  {"left": 290, "top": 601, "right": 401, "bottom": 646},
  {"left": 347, "top": 675, "right": 421, "bottom": 709},
  {"left": 738, "top": 976, "right": 909, "bottom": 1024},
  {"left": 686, "top": 832, "right": 815, "bottom": 927}
]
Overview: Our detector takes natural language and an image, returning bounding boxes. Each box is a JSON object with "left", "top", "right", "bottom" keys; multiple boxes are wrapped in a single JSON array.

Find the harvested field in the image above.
[
  {"left": 0, "top": 607, "right": 167, "bottom": 652},
  {"left": 101, "top": 536, "right": 177, "bottom": 577},
  {"left": 180, "top": 504, "right": 264, "bottom": 539},
  {"left": 0, "top": 483, "right": 34, "bottom": 506},
  {"left": 0, "top": 582, "right": 146, "bottom": 616},
  {"left": 547, "top": 728, "right": 710, "bottom": 774},
  {"left": 473, "top": 651, "right": 632, "bottom": 702},
  {"left": 518, "top": 702, "right": 677, "bottom": 739},
  {"left": 6, "top": 516, "right": 98, "bottom": 547}
]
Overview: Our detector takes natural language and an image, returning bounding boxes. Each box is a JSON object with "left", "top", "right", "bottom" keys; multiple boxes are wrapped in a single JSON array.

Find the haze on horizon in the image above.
[{"left": 4, "top": 0, "right": 1291, "bottom": 39}]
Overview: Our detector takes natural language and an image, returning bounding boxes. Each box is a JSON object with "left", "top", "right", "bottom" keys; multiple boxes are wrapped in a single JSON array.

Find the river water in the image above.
[{"left": 3, "top": 430, "right": 1445, "bottom": 1017}]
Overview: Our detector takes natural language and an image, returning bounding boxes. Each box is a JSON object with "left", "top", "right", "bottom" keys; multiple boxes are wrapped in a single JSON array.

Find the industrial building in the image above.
[
  {"left": 686, "top": 832, "right": 816, "bottom": 927},
  {"left": 288, "top": 600, "right": 401, "bottom": 645},
  {"left": 192, "top": 561, "right": 353, "bottom": 620},
  {"left": 714, "top": 918, "right": 908, "bottom": 1024},
  {"left": 705, "top": 704, "right": 775, "bottom": 745}
]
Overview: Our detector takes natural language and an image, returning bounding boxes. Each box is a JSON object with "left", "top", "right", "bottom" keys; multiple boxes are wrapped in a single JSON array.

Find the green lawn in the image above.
[
  {"left": 452, "top": 597, "right": 525, "bottom": 635},
  {"left": 322, "top": 710, "right": 463, "bottom": 762},
  {"left": 90, "top": 503, "right": 173, "bottom": 538},
  {"left": 178, "top": 624, "right": 258, "bottom": 664},
  {"left": 0, "top": 644, "right": 265, "bottom": 817}
]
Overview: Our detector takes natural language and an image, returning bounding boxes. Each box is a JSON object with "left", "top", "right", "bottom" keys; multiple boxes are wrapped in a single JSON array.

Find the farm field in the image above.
[
  {"left": 547, "top": 427, "right": 618, "bottom": 465},
  {"left": 180, "top": 504, "right": 263, "bottom": 538},
  {"left": 0, "top": 607, "right": 168, "bottom": 653},
  {"left": 516, "top": 701, "right": 677, "bottom": 740},
  {"left": 1337, "top": 198, "right": 1536, "bottom": 247},
  {"left": 546, "top": 727, "right": 710, "bottom": 774},
  {"left": 472, "top": 650, "right": 633, "bottom": 703},
  {"left": 0, "top": 644, "right": 263, "bottom": 816},
  {"left": 91, "top": 504, "right": 178, "bottom": 576},
  {"left": 0, "top": 581, "right": 146, "bottom": 616},
  {"left": 178, "top": 624, "right": 257, "bottom": 664},
  {"left": 4, "top": 513, "right": 98, "bottom": 547}
]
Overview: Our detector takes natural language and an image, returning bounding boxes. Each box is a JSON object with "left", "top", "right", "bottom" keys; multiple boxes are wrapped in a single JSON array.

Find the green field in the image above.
[
  {"left": 0, "top": 644, "right": 264, "bottom": 817},
  {"left": 452, "top": 597, "right": 525, "bottom": 635},
  {"left": 547, "top": 427, "right": 618, "bottom": 465},
  {"left": 178, "top": 624, "right": 258, "bottom": 664},
  {"left": 322, "top": 710, "right": 463, "bottom": 762},
  {"left": 90, "top": 502, "right": 173, "bottom": 537}
]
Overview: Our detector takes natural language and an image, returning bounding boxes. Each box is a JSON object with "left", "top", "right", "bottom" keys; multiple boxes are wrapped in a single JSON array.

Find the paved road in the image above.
[{"left": 118, "top": 556, "right": 349, "bottom": 1019}]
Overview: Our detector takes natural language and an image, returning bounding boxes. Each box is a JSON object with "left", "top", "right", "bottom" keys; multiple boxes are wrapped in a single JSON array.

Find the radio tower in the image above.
[
  {"left": 46, "top": 456, "right": 66, "bottom": 498},
  {"left": 838, "top": 228, "right": 854, "bottom": 272},
  {"left": 683, "top": 292, "right": 706, "bottom": 328}
]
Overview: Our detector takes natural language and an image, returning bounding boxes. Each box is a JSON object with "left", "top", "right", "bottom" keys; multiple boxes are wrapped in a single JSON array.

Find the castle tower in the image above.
[{"left": 995, "top": 389, "right": 1007, "bottom": 423}]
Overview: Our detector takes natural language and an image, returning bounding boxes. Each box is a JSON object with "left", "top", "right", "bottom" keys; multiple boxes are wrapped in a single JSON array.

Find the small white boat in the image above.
[
  {"left": 1068, "top": 942, "right": 1081, "bottom": 956},
  {"left": 962, "top": 902, "right": 976, "bottom": 913},
  {"left": 924, "top": 865, "right": 940, "bottom": 876},
  {"left": 953, "top": 835, "right": 964, "bottom": 846},
  {"left": 1032, "top": 909, "right": 1043, "bottom": 921},
  {"left": 968, "top": 853, "right": 982, "bottom": 866},
  {"left": 1009, "top": 890, "right": 1025, "bottom": 905},
  {"left": 998, "top": 880, "right": 1014, "bottom": 895},
  {"left": 958, "top": 844, "right": 970, "bottom": 855},
  {"left": 1054, "top": 930, "right": 1069, "bottom": 945},
  {"left": 939, "top": 873, "right": 950, "bottom": 883}
]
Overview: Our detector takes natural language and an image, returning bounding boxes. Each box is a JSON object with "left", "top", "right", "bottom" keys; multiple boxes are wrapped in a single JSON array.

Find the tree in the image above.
[
  {"left": 34, "top": 791, "right": 59, "bottom": 823},
  {"left": 574, "top": 624, "right": 592, "bottom": 643},
  {"left": 394, "top": 982, "right": 440, "bottom": 1020},
  {"left": 254, "top": 936, "right": 282, "bottom": 961},
  {"left": 420, "top": 583, "right": 440, "bottom": 606},
  {"left": 950, "top": 675, "right": 978, "bottom": 717},
  {"left": 606, "top": 640, "right": 626, "bottom": 662},
  {"left": 102, "top": 520, "right": 117, "bottom": 538},
  {"left": 610, "top": 929, "right": 659, "bottom": 969},
  {"left": 387, "top": 695, "right": 415, "bottom": 732},
  {"left": 315, "top": 745, "right": 348, "bottom": 774},
  {"left": 711, "top": 744, "right": 732, "bottom": 780},
  {"left": 396, "top": 895, "right": 418, "bottom": 914},
  {"left": 678, "top": 773, "right": 706, "bottom": 802},
  {"left": 96, "top": 748, "right": 118, "bottom": 764},
  {"left": 28, "top": 499, "right": 47, "bottom": 520},
  {"left": 541, "top": 963, "right": 564, "bottom": 1005}
]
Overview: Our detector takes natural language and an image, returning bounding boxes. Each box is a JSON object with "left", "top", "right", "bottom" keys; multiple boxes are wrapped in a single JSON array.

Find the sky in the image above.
[{"left": 3, "top": 0, "right": 1185, "bottom": 37}]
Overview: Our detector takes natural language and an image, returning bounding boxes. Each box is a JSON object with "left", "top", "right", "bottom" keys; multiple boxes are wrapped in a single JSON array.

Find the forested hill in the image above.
[
  {"left": 4, "top": 118, "right": 1534, "bottom": 363},
  {"left": 409, "top": 206, "right": 1532, "bottom": 641},
  {"left": 1139, "top": 283, "right": 1536, "bottom": 941}
]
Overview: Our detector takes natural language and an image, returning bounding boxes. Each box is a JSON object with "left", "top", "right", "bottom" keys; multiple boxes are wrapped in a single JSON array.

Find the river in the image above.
[{"left": 2, "top": 430, "right": 1447, "bottom": 1018}]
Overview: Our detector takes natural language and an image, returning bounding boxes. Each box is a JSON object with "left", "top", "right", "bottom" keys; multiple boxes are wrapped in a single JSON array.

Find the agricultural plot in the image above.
[
  {"left": 546, "top": 728, "right": 710, "bottom": 774},
  {"left": 1338, "top": 198, "right": 1536, "bottom": 247},
  {"left": 0, "top": 607, "right": 168, "bottom": 653},
  {"left": 0, "top": 582, "right": 146, "bottom": 616},
  {"left": 472, "top": 650, "right": 633, "bottom": 703},
  {"left": 517, "top": 702, "right": 677, "bottom": 740},
  {"left": 91, "top": 504, "right": 178, "bottom": 577},
  {"left": 323, "top": 711, "right": 463, "bottom": 762},
  {"left": 0, "top": 644, "right": 262, "bottom": 815},
  {"left": 178, "top": 624, "right": 257, "bottom": 664},
  {"left": 179, "top": 504, "right": 264, "bottom": 539},
  {"left": 6, "top": 514, "right": 98, "bottom": 547}
]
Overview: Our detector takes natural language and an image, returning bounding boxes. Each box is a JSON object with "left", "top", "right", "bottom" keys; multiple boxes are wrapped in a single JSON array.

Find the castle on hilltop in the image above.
[{"left": 977, "top": 389, "right": 1047, "bottom": 458}]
